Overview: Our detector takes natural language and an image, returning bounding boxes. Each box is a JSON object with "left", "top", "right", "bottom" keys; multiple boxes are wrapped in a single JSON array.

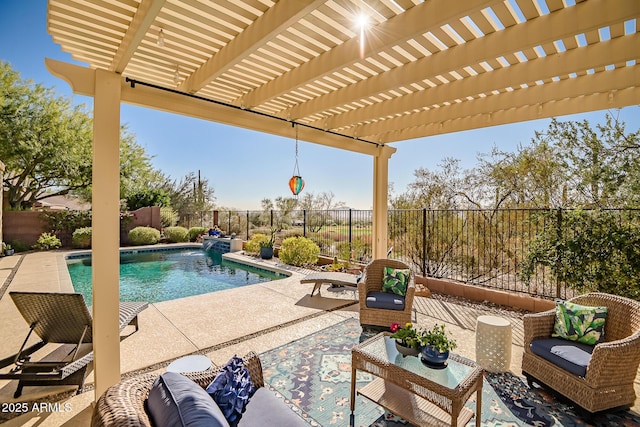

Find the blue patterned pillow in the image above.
[{"left": 206, "top": 356, "right": 256, "bottom": 425}]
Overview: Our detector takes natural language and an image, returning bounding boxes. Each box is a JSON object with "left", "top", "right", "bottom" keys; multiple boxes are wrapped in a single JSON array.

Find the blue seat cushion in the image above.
[
  {"left": 237, "top": 388, "right": 307, "bottom": 426},
  {"left": 147, "top": 372, "right": 230, "bottom": 427},
  {"left": 365, "top": 291, "right": 405, "bottom": 311},
  {"left": 530, "top": 338, "right": 594, "bottom": 377}
]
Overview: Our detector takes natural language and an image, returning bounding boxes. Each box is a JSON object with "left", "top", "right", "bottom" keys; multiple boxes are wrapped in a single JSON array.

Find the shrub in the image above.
[
  {"left": 278, "top": 236, "right": 320, "bottom": 266},
  {"left": 6, "top": 240, "right": 29, "bottom": 253},
  {"left": 128, "top": 226, "right": 161, "bottom": 246},
  {"left": 188, "top": 227, "right": 207, "bottom": 242},
  {"left": 281, "top": 229, "right": 303, "bottom": 240},
  {"left": 72, "top": 227, "right": 92, "bottom": 248},
  {"left": 41, "top": 211, "right": 92, "bottom": 235},
  {"left": 33, "top": 232, "right": 62, "bottom": 251},
  {"left": 163, "top": 226, "right": 189, "bottom": 243},
  {"left": 245, "top": 233, "right": 269, "bottom": 254},
  {"left": 160, "top": 206, "right": 178, "bottom": 228}
]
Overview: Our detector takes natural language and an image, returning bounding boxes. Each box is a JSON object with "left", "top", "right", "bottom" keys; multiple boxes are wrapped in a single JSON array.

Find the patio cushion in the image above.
[
  {"left": 365, "top": 291, "right": 405, "bottom": 310},
  {"left": 147, "top": 372, "right": 229, "bottom": 427},
  {"left": 530, "top": 338, "right": 594, "bottom": 377},
  {"left": 552, "top": 300, "right": 607, "bottom": 345},
  {"left": 381, "top": 267, "right": 410, "bottom": 296},
  {"left": 206, "top": 356, "right": 255, "bottom": 425},
  {"left": 237, "top": 387, "right": 307, "bottom": 426}
]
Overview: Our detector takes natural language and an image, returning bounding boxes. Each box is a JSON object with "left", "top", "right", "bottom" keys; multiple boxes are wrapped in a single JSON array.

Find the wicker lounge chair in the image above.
[
  {"left": 522, "top": 292, "right": 640, "bottom": 414},
  {"left": 358, "top": 259, "right": 415, "bottom": 327},
  {"left": 0, "top": 291, "right": 148, "bottom": 398}
]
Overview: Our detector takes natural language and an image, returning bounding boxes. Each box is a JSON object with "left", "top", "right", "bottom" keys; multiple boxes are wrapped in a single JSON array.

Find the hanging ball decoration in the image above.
[{"left": 289, "top": 175, "right": 305, "bottom": 196}]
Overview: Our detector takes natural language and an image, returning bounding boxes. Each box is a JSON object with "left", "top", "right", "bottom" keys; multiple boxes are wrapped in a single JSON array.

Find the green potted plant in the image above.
[
  {"left": 390, "top": 322, "right": 420, "bottom": 357},
  {"left": 419, "top": 323, "right": 457, "bottom": 367},
  {"left": 259, "top": 228, "right": 276, "bottom": 259},
  {"left": 5, "top": 244, "right": 14, "bottom": 256}
]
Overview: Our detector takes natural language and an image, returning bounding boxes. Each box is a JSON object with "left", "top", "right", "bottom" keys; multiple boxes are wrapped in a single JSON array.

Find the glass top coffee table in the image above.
[{"left": 351, "top": 332, "right": 483, "bottom": 427}]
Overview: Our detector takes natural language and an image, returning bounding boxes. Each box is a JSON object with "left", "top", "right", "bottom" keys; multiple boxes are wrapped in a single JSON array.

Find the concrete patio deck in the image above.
[{"left": 0, "top": 249, "right": 637, "bottom": 426}]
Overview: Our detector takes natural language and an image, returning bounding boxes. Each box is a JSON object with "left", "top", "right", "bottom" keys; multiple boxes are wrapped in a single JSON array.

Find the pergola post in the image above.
[
  {"left": 371, "top": 145, "right": 395, "bottom": 260},
  {"left": 91, "top": 69, "right": 122, "bottom": 399}
]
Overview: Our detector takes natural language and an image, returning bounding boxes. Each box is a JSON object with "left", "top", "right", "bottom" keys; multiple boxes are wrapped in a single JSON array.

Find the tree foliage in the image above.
[
  {"left": 126, "top": 188, "right": 171, "bottom": 210},
  {"left": 258, "top": 196, "right": 297, "bottom": 230},
  {"left": 391, "top": 112, "right": 640, "bottom": 297},
  {"left": 0, "top": 61, "right": 93, "bottom": 209},
  {"left": 159, "top": 171, "right": 215, "bottom": 219},
  {"left": 0, "top": 62, "right": 165, "bottom": 208},
  {"left": 520, "top": 209, "right": 640, "bottom": 300},
  {"left": 296, "top": 191, "right": 346, "bottom": 232}
]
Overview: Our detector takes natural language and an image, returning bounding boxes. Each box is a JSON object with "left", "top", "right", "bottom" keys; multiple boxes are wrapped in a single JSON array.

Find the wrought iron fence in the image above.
[{"left": 208, "top": 208, "right": 639, "bottom": 300}]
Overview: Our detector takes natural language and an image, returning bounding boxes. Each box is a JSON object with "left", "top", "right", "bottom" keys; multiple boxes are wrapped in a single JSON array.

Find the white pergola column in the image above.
[
  {"left": 371, "top": 145, "right": 396, "bottom": 259},
  {"left": 91, "top": 69, "right": 122, "bottom": 399}
]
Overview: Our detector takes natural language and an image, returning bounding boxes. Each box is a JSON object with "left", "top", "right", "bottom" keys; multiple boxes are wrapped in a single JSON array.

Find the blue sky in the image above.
[{"left": 2, "top": 2, "right": 638, "bottom": 210}]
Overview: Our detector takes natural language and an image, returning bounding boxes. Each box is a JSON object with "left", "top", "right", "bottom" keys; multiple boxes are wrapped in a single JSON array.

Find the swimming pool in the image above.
[{"left": 66, "top": 247, "right": 286, "bottom": 304}]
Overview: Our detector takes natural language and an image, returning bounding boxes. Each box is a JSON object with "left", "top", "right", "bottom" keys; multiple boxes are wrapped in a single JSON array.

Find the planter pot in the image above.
[
  {"left": 420, "top": 345, "right": 449, "bottom": 368},
  {"left": 259, "top": 247, "right": 273, "bottom": 259},
  {"left": 395, "top": 340, "right": 420, "bottom": 357},
  {"left": 4, "top": 249, "right": 14, "bottom": 256}
]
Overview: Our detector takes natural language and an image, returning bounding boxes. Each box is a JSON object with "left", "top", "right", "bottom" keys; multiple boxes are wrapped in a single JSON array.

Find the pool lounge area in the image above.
[{"left": 0, "top": 248, "right": 639, "bottom": 426}]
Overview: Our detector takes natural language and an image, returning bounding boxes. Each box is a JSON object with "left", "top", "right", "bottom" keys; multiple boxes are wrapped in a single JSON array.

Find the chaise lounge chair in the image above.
[
  {"left": 0, "top": 291, "right": 148, "bottom": 398},
  {"left": 300, "top": 271, "right": 360, "bottom": 296}
]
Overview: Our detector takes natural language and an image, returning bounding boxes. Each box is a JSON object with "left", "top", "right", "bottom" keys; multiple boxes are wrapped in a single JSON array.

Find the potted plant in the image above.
[
  {"left": 390, "top": 322, "right": 420, "bottom": 357},
  {"left": 259, "top": 229, "right": 276, "bottom": 259},
  {"left": 4, "top": 243, "right": 14, "bottom": 256},
  {"left": 419, "top": 323, "right": 457, "bottom": 367}
]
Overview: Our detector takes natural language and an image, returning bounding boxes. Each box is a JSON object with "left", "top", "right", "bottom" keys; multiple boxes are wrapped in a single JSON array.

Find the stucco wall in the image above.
[{"left": 2, "top": 206, "right": 161, "bottom": 248}]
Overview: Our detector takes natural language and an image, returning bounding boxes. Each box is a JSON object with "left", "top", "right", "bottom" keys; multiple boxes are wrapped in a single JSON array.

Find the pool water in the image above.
[{"left": 66, "top": 248, "right": 284, "bottom": 304}]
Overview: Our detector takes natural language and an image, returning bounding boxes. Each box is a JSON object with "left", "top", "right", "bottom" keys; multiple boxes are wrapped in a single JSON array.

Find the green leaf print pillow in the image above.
[
  {"left": 381, "top": 267, "right": 410, "bottom": 296},
  {"left": 552, "top": 300, "right": 608, "bottom": 345}
]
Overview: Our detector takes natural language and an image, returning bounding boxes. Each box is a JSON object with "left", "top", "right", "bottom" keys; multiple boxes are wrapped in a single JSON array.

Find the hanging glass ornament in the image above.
[
  {"left": 289, "top": 175, "right": 304, "bottom": 196},
  {"left": 289, "top": 124, "right": 304, "bottom": 196}
]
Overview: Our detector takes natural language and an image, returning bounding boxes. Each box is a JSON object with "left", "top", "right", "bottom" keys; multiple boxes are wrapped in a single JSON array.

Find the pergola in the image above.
[{"left": 45, "top": 0, "right": 640, "bottom": 398}]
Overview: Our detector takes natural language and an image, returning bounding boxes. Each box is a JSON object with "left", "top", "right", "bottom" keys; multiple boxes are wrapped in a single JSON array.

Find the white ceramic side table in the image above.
[
  {"left": 475, "top": 315, "right": 512, "bottom": 372},
  {"left": 166, "top": 355, "right": 213, "bottom": 374}
]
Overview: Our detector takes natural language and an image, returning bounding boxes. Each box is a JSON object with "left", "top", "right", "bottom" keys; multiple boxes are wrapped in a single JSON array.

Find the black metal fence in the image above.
[{"left": 203, "top": 208, "right": 639, "bottom": 300}]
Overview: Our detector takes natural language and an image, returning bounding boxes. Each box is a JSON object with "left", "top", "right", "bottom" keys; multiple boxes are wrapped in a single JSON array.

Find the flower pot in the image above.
[
  {"left": 259, "top": 247, "right": 273, "bottom": 259},
  {"left": 420, "top": 345, "right": 449, "bottom": 368},
  {"left": 4, "top": 249, "right": 14, "bottom": 256},
  {"left": 395, "top": 340, "right": 420, "bottom": 357}
]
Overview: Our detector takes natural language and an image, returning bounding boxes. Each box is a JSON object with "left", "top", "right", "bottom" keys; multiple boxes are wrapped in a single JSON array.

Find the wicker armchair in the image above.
[
  {"left": 358, "top": 259, "right": 415, "bottom": 327},
  {"left": 91, "top": 352, "right": 265, "bottom": 427},
  {"left": 522, "top": 292, "right": 640, "bottom": 413}
]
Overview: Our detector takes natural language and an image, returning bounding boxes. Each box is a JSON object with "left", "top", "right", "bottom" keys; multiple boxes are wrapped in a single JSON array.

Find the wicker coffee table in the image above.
[{"left": 351, "top": 332, "right": 483, "bottom": 427}]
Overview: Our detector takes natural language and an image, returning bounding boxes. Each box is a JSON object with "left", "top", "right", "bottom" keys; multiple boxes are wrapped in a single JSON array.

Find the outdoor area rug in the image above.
[{"left": 259, "top": 317, "right": 640, "bottom": 426}]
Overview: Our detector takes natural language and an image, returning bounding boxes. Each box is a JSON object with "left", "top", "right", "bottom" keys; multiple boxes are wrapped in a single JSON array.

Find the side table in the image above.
[
  {"left": 166, "top": 355, "right": 213, "bottom": 374},
  {"left": 476, "top": 315, "right": 512, "bottom": 372}
]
